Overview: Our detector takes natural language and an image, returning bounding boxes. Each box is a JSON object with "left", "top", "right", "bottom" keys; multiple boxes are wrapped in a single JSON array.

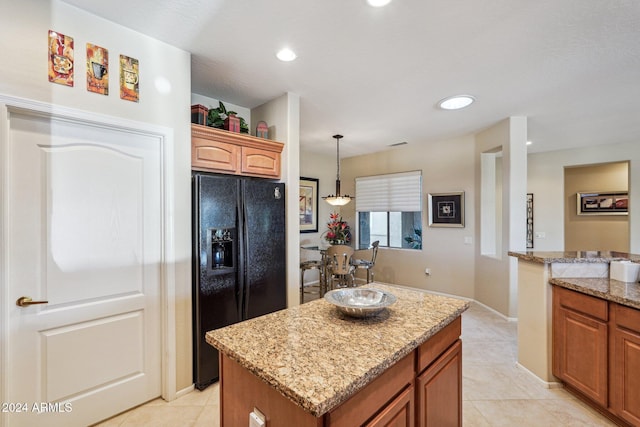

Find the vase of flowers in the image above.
[{"left": 322, "top": 212, "right": 351, "bottom": 245}]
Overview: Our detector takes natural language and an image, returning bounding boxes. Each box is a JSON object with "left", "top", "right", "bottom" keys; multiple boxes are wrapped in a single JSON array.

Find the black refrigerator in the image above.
[{"left": 192, "top": 172, "right": 286, "bottom": 390}]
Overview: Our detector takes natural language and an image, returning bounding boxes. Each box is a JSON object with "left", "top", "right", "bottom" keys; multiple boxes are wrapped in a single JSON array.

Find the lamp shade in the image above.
[{"left": 324, "top": 195, "right": 352, "bottom": 206}]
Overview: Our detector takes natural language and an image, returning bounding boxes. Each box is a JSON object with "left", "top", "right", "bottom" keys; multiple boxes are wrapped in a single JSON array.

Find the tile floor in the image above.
[
  {"left": 461, "top": 302, "right": 615, "bottom": 426},
  {"left": 95, "top": 298, "right": 617, "bottom": 427}
]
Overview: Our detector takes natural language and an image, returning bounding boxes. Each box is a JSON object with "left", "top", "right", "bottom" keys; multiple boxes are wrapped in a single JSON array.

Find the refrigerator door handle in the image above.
[{"left": 241, "top": 198, "right": 250, "bottom": 319}]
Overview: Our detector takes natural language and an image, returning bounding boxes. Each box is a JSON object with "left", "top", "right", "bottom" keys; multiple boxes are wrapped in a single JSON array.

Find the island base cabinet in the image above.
[
  {"left": 325, "top": 353, "right": 415, "bottom": 427},
  {"left": 416, "top": 340, "right": 462, "bottom": 427},
  {"left": 219, "top": 352, "right": 416, "bottom": 427},
  {"left": 364, "top": 385, "right": 415, "bottom": 427},
  {"left": 216, "top": 313, "right": 463, "bottom": 427},
  {"left": 611, "top": 304, "right": 640, "bottom": 426},
  {"left": 219, "top": 355, "right": 322, "bottom": 427}
]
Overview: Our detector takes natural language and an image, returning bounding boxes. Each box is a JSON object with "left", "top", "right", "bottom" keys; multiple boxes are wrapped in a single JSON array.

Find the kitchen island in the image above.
[{"left": 206, "top": 283, "right": 469, "bottom": 426}]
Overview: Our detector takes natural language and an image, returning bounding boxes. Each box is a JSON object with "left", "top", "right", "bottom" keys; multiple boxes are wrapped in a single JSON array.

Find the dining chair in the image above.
[
  {"left": 326, "top": 245, "right": 355, "bottom": 289},
  {"left": 299, "top": 260, "right": 325, "bottom": 303},
  {"left": 352, "top": 240, "right": 379, "bottom": 284}
]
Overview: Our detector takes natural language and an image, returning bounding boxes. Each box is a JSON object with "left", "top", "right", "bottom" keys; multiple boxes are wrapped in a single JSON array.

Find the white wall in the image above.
[
  {"left": 474, "top": 117, "right": 527, "bottom": 318},
  {"left": 252, "top": 93, "right": 301, "bottom": 306},
  {"left": 299, "top": 150, "right": 339, "bottom": 246},
  {"left": 338, "top": 135, "right": 477, "bottom": 299},
  {"left": 528, "top": 141, "right": 640, "bottom": 252},
  {"left": 299, "top": 149, "right": 337, "bottom": 280},
  {"left": 0, "top": 0, "right": 193, "bottom": 392}
]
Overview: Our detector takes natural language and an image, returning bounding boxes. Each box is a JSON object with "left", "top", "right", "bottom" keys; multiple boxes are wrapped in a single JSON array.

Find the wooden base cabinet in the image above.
[
  {"left": 553, "top": 285, "right": 640, "bottom": 426},
  {"left": 326, "top": 353, "right": 415, "bottom": 427},
  {"left": 364, "top": 385, "right": 415, "bottom": 427},
  {"left": 416, "top": 340, "right": 462, "bottom": 427},
  {"left": 552, "top": 286, "right": 608, "bottom": 406},
  {"left": 611, "top": 303, "right": 640, "bottom": 425}
]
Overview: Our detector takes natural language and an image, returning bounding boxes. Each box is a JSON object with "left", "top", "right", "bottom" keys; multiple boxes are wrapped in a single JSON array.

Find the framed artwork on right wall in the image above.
[
  {"left": 428, "top": 191, "right": 465, "bottom": 228},
  {"left": 527, "top": 193, "right": 534, "bottom": 248},
  {"left": 577, "top": 191, "right": 628, "bottom": 216}
]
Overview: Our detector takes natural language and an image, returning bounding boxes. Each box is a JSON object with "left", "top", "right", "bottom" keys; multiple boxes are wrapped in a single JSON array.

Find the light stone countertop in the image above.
[
  {"left": 549, "top": 277, "right": 640, "bottom": 310},
  {"left": 508, "top": 250, "right": 640, "bottom": 264},
  {"left": 206, "top": 283, "right": 469, "bottom": 417}
]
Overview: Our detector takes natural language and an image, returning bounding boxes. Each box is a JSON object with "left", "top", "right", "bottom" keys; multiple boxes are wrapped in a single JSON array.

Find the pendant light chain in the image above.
[{"left": 335, "top": 134, "right": 342, "bottom": 181}]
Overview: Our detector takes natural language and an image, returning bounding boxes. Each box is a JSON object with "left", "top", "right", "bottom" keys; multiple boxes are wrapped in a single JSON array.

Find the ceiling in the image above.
[{"left": 62, "top": 0, "right": 640, "bottom": 158}]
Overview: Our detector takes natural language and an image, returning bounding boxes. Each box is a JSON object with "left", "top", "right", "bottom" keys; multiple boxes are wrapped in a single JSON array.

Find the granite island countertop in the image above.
[
  {"left": 508, "top": 250, "right": 640, "bottom": 264},
  {"left": 206, "top": 283, "right": 469, "bottom": 417},
  {"left": 549, "top": 277, "right": 640, "bottom": 310}
]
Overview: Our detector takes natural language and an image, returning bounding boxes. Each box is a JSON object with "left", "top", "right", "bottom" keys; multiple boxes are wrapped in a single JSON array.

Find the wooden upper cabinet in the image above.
[
  {"left": 192, "top": 137, "right": 240, "bottom": 173},
  {"left": 191, "top": 124, "right": 283, "bottom": 178},
  {"left": 241, "top": 146, "right": 281, "bottom": 177}
]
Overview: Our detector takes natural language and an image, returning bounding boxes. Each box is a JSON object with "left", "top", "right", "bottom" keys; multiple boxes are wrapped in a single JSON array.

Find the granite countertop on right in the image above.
[
  {"left": 508, "top": 250, "right": 640, "bottom": 264},
  {"left": 549, "top": 277, "right": 640, "bottom": 310}
]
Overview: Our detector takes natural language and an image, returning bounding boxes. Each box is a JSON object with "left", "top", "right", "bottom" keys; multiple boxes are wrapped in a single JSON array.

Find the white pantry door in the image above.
[{"left": 5, "top": 108, "right": 162, "bottom": 427}]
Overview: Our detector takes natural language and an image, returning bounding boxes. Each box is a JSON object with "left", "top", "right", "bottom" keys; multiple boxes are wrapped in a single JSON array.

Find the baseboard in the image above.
[
  {"left": 471, "top": 299, "right": 518, "bottom": 322},
  {"left": 515, "top": 362, "right": 563, "bottom": 389},
  {"left": 176, "top": 384, "right": 195, "bottom": 399},
  {"left": 378, "top": 282, "right": 518, "bottom": 322}
]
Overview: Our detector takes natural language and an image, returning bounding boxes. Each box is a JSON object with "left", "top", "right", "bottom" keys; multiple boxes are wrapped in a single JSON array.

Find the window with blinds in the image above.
[{"left": 355, "top": 171, "right": 422, "bottom": 250}]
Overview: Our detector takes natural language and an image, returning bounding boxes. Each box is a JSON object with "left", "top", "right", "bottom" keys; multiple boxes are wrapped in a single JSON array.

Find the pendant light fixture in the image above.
[{"left": 323, "top": 134, "right": 353, "bottom": 206}]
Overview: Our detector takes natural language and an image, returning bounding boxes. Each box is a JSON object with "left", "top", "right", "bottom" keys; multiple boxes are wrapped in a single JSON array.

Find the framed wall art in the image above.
[
  {"left": 527, "top": 193, "right": 534, "bottom": 248},
  {"left": 577, "top": 191, "right": 628, "bottom": 216},
  {"left": 299, "top": 177, "right": 319, "bottom": 233},
  {"left": 87, "top": 43, "right": 109, "bottom": 95},
  {"left": 428, "top": 191, "right": 465, "bottom": 228},
  {"left": 120, "top": 54, "right": 139, "bottom": 102},
  {"left": 48, "top": 30, "right": 74, "bottom": 87}
]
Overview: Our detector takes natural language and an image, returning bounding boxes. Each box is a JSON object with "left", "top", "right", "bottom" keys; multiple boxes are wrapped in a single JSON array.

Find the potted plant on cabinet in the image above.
[{"left": 207, "top": 101, "right": 249, "bottom": 133}]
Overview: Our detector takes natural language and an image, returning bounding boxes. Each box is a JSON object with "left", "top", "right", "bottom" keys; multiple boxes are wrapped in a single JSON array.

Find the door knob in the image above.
[{"left": 16, "top": 296, "right": 48, "bottom": 307}]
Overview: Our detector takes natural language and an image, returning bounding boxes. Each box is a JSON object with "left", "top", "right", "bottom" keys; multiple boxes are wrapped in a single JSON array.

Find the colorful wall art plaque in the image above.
[
  {"left": 119, "top": 55, "right": 139, "bottom": 102},
  {"left": 87, "top": 43, "right": 109, "bottom": 95},
  {"left": 48, "top": 30, "right": 74, "bottom": 86}
]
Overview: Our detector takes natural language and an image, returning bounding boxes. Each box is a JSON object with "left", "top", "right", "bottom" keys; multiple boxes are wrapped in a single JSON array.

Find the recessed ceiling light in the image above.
[
  {"left": 276, "top": 48, "right": 297, "bottom": 62},
  {"left": 526, "top": 141, "right": 533, "bottom": 145},
  {"left": 438, "top": 95, "right": 475, "bottom": 110},
  {"left": 367, "top": 0, "right": 392, "bottom": 6}
]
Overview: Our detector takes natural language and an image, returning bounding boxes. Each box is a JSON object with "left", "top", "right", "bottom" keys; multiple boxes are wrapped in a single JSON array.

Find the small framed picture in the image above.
[
  {"left": 87, "top": 43, "right": 109, "bottom": 95},
  {"left": 428, "top": 191, "right": 465, "bottom": 228},
  {"left": 527, "top": 193, "right": 534, "bottom": 248},
  {"left": 577, "top": 191, "right": 628, "bottom": 215},
  {"left": 120, "top": 54, "right": 139, "bottom": 102},
  {"left": 299, "top": 177, "right": 319, "bottom": 233},
  {"left": 48, "top": 30, "right": 74, "bottom": 87}
]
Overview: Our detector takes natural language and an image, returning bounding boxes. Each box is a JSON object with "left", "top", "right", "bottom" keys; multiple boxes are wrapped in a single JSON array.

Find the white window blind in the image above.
[{"left": 355, "top": 171, "right": 422, "bottom": 212}]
